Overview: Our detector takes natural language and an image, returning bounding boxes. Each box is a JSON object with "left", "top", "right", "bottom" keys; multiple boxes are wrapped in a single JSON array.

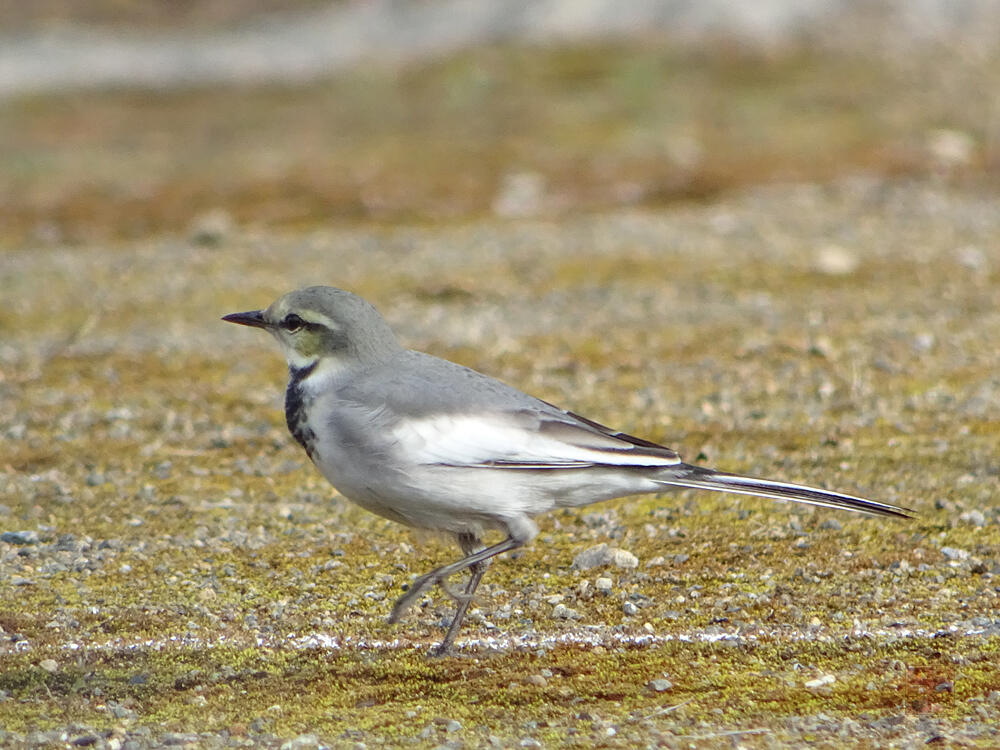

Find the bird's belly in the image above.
[
  {"left": 307, "top": 447, "right": 405, "bottom": 523},
  {"left": 307, "top": 443, "right": 471, "bottom": 533}
]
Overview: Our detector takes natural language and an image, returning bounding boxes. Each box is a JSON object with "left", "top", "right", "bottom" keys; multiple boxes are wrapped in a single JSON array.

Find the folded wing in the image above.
[{"left": 391, "top": 408, "right": 682, "bottom": 469}]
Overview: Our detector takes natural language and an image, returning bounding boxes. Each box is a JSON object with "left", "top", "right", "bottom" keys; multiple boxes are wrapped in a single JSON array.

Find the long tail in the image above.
[{"left": 655, "top": 464, "right": 912, "bottom": 518}]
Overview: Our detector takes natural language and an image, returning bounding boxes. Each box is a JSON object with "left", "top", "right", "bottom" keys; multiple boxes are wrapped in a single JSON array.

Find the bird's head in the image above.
[{"left": 223, "top": 286, "right": 401, "bottom": 374}]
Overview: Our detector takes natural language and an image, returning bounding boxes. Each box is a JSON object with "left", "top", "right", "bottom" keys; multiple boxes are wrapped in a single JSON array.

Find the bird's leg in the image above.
[
  {"left": 436, "top": 532, "right": 484, "bottom": 604},
  {"left": 389, "top": 536, "right": 521, "bottom": 648},
  {"left": 432, "top": 533, "right": 490, "bottom": 656},
  {"left": 390, "top": 536, "right": 517, "bottom": 622}
]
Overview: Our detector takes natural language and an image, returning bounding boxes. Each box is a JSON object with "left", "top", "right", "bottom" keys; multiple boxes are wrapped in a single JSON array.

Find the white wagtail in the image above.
[{"left": 224, "top": 286, "right": 910, "bottom": 654}]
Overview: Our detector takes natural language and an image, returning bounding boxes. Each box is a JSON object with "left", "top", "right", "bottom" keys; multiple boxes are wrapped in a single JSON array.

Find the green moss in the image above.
[
  {"left": 3, "top": 96, "right": 999, "bottom": 744},
  {"left": 3, "top": 635, "right": 997, "bottom": 741}
]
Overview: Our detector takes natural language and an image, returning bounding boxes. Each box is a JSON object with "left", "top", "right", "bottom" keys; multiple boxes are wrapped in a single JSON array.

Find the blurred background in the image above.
[
  {"left": 3, "top": 3, "right": 1000, "bottom": 744},
  {"left": 1, "top": 0, "right": 997, "bottom": 245}
]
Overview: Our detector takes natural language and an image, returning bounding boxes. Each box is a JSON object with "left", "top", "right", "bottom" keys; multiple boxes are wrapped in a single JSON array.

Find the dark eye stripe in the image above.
[{"left": 280, "top": 313, "right": 306, "bottom": 331}]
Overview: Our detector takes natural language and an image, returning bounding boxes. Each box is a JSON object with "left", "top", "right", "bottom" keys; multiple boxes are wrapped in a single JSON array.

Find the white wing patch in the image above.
[{"left": 391, "top": 413, "right": 681, "bottom": 469}]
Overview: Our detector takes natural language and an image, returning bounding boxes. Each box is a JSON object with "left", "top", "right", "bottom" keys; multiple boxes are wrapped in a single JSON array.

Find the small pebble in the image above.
[
  {"left": 804, "top": 674, "right": 836, "bottom": 689},
  {"left": 595, "top": 576, "right": 613, "bottom": 594},
  {"left": 551, "top": 603, "right": 581, "bottom": 620},
  {"left": 1, "top": 530, "right": 39, "bottom": 545},
  {"left": 959, "top": 509, "right": 986, "bottom": 527},
  {"left": 492, "top": 171, "right": 546, "bottom": 218},
  {"left": 648, "top": 678, "right": 672, "bottom": 692},
  {"left": 279, "top": 735, "right": 319, "bottom": 750},
  {"left": 813, "top": 244, "right": 859, "bottom": 275},
  {"left": 189, "top": 208, "right": 234, "bottom": 246},
  {"left": 623, "top": 601, "right": 638, "bottom": 616},
  {"left": 39, "top": 659, "right": 58, "bottom": 673},
  {"left": 110, "top": 703, "right": 137, "bottom": 720},
  {"left": 926, "top": 128, "right": 975, "bottom": 168},
  {"left": 161, "top": 733, "right": 200, "bottom": 745},
  {"left": 913, "top": 332, "right": 935, "bottom": 352},
  {"left": 572, "top": 543, "right": 638, "bottom": 570}
]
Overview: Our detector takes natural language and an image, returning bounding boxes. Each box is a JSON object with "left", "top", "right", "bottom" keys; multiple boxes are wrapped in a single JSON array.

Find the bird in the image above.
[{"left": 223, "top": 285, "right": 910, "bottom": 655}]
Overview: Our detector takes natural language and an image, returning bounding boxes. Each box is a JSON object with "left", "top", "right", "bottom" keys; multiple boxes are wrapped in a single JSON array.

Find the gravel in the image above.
[{"left": 2, "top": 176, "right": 998, "bottom": 748}]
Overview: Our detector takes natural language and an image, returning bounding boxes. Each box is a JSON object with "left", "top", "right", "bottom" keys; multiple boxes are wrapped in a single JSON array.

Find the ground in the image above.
[{"left": 1, "top": 36, "right": 999, "bottom": 749}]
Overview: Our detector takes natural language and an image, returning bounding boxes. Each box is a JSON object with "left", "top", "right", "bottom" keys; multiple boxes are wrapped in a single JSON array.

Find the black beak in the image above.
[{"left": 222, "top": 310, "right": 269, "bottom": 329}]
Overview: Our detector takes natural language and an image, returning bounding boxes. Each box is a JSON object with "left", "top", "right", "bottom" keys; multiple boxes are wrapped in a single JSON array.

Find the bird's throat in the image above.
[{"left": 285, "top": 362, "right": 319, "bottom": 460}]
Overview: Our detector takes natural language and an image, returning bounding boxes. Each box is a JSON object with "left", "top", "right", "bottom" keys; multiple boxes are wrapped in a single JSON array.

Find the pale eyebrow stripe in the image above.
[{"left": 299, "top": 311, "right": 338, "bottom": 328}]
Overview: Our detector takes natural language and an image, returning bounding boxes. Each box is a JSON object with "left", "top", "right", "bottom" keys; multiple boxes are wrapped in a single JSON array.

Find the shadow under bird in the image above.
[{"left": 223, "top": 286, "right": 910, "bottom": 655}]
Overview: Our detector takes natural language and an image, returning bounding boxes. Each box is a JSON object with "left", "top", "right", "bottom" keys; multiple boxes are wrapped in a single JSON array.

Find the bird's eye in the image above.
[{"left": 280, "top": 313, "right": 306, "bottom": 332}]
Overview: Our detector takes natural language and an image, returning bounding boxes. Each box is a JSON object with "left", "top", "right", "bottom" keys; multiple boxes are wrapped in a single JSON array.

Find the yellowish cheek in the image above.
[{"left": 297, "top": 331, "right": 323, "bottom": 358}]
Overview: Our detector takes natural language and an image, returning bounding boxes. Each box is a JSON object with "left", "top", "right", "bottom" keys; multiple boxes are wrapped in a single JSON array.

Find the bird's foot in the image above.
[
  {"left": 388, "top": 570, "right": 440, "bottom": 623},
  {"left": 428, "top": 642, "right": 455, "bottom": 658}
]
